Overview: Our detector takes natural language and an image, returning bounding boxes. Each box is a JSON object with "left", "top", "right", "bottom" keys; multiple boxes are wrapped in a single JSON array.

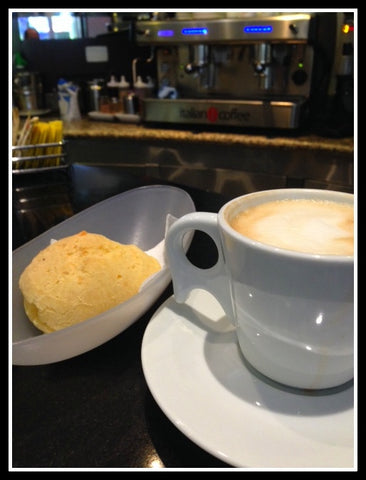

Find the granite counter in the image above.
[
  {"left": 62, "top": 118, "right": 354, "bottom": 155},
  {"left": 61, "top": 118, "right": 354, "bottom": 197}
]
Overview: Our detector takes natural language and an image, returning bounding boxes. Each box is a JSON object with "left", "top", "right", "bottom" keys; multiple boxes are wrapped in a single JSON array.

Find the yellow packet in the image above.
[
  {"left": 50, "top": 120, "right": 63, "bottom": 165},
  {"left": 23, "top": 122, "right": 40, "bottom": 167}
]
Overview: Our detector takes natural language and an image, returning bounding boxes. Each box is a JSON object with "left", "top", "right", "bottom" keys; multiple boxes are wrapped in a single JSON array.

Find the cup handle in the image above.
[{"left": 166, "top": 212, "right": 235, "bottom": 320}]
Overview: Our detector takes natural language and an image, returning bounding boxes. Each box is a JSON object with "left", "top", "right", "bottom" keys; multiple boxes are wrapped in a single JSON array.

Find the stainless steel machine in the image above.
[{"left": 135, "top": 12, "right": 352, "bottom": 129}]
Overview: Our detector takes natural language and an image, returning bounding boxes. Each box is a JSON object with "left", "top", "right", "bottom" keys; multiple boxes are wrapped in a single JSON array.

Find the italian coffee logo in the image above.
[
  {"left": 207, "top": 107, "right": 219, "bottom": 122},
  {"left": 179, "top": 106, "right": 250, "bottom": 123}
]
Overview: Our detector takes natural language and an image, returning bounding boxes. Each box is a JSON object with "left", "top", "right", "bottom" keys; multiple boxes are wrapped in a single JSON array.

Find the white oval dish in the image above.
[{"left": 12, "top": 185, "right": 195, "bottom": 365}]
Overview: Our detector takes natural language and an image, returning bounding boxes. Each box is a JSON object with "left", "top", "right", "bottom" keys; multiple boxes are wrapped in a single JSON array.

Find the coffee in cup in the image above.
[
  {"left": 166, "top": 189, "right": 354, "bottom": 390},
  {"left": 229, "top": 198, "right": 353, "bottom": 256}
]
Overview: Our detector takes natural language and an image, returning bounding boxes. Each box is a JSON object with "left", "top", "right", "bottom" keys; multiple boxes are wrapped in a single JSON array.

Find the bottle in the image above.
[
  {"left": 106, "top": 75, "right": 122, "bottom": 112},
  {"left": 134, "top": 75, "right": 154, "bottom": 99},
  {"left": 117, "top": 75, "right": 131, "bottom": 113},
  {"left": 65, "top": 84, "right": 81, "bottom": 121},
  {"left": 107, "top": 75, "right": 119, "bottom": 90},
  {"left": 134, "top": 76, "right": 154, "bottom": 113},
  {"left": 57, "top": 79, "right": 81, "bottom": 121}
]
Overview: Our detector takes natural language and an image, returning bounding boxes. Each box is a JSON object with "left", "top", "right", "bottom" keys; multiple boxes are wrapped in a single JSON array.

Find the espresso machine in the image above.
[{"left": 135, "top": 13, "right": 342, "bottom": 129}]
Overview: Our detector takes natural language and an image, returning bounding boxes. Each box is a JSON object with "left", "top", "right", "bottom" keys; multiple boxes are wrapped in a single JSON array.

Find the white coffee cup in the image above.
[{"left": 166, "top": 188, "right": 354, "bottom": 390}]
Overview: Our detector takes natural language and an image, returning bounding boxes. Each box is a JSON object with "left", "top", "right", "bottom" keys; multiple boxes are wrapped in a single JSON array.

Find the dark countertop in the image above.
[{"left": 11, "top": 184, "right": 233, "bottom": 470}]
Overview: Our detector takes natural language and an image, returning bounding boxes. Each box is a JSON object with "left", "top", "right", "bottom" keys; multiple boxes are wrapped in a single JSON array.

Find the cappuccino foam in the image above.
[{"left": 230, "top": 199, "right": 353, "bottom": 255}]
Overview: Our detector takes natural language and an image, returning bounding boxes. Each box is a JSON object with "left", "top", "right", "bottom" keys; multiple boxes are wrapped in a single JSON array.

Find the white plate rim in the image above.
[
  {"left": 19, "top": 108, "right": 52, "bottom": 117},
  {"left": 87, "top": 110, "right": 115, "bottom": 121},
  {"left": 141, "top": 289, "right": 355, "bottom": 469}
]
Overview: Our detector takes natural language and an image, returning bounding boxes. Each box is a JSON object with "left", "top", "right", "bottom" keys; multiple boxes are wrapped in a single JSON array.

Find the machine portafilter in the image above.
[
  {"left": 184, "top": 44, "right": 215, "bottom": 88},
  {"left": 185, "top": 44, "right": 209, "bottom": 73},
  {"left": 252, "top": 43, "right": 272, "bottom": 90}
]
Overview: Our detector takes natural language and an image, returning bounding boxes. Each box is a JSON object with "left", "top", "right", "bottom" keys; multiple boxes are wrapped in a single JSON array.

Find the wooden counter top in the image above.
[{"left": 62, "top": 118, "right": 354, "bottom": 155}]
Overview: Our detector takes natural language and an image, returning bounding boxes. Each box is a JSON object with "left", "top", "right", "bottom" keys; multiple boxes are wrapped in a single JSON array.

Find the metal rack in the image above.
[{"left": 12, "top": 140, "right": 68, "bottom": 174}]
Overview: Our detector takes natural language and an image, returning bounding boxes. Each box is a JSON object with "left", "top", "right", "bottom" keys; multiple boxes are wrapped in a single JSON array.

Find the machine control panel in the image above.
[{"left": 136, "top": 14, "right": 312, "bottom": 44}]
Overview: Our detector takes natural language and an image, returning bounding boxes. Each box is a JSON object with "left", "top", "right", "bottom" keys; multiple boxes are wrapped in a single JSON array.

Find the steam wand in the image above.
[{"left": 132, "top": 47, "right": 155, "bottom": 86}]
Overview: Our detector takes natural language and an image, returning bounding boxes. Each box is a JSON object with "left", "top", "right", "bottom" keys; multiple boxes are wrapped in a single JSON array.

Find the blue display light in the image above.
[
  {"left": 182, "top": 27, "right": 208, "bottom": 35},
  {"left": 244, "top": 25, "right": 273, "bottom": 33},
  {"left": 157, "top": 29, "right": 174, "bottom": 37}
]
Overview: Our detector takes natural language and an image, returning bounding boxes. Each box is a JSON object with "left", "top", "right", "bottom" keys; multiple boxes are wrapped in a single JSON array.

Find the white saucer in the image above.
[
  {"left": 141, "top": 289, "right": 355, "bottom": 469},
  {"left": 114, "top": 113, "right": 141, "bottom": 124},
  {"left": 87, "top": 111, "right": 115, "bottom": 121},
  {"left": 19, "top": 108, "right": 51, "bottom": 117}
]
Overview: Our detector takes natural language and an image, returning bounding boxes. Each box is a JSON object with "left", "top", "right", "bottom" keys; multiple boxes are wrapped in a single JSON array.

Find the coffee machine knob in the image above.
[
  {"left": 292, "top": 69, "right": 308, "bottom": 85},
  {"left": 136, "top": 28, "right": 151, "bottom": 37},
  {"left": 184, "top": 63, "right": 197, "bottom": 74},
  {"left": 289, "top": 23, "right": 299, "bottom": 34}
]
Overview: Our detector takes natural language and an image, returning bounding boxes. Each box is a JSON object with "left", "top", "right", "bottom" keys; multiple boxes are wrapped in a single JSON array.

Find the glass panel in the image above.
[{"left": 17, "top": 13, "right": 82, "bottom": 40}]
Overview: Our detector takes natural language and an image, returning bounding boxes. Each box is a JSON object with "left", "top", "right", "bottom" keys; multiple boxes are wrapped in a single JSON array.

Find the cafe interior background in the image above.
[{"left": 11, "top": 9, "right": 355, "bottom": 249}]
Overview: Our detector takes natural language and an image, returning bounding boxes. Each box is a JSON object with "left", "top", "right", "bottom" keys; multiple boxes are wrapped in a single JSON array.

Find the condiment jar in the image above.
[{"left": 86, "top": 78, "right": 104, "bottom": 112}]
